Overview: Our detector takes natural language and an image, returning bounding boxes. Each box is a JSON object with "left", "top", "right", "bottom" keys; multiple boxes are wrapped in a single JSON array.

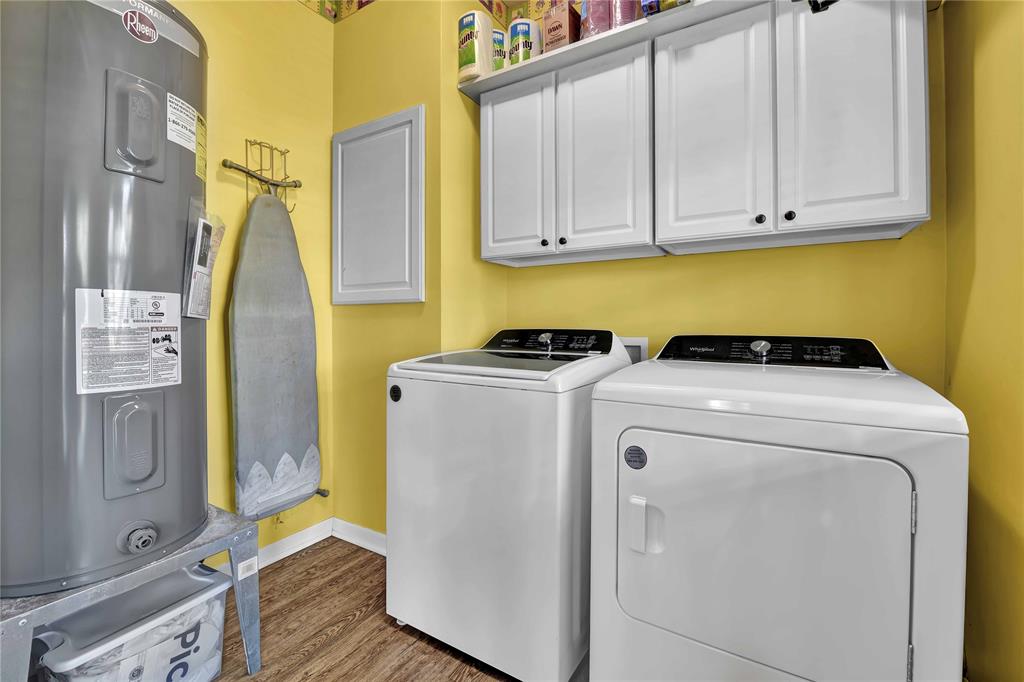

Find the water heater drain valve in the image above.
[{"left": 117, "top": 521, "right": 159, "bottom": 555}]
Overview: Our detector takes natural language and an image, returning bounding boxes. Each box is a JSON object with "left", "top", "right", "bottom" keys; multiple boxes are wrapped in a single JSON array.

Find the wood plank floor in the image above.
[{"left": 219, "top": 537, "right": 512, "bottom": 681}]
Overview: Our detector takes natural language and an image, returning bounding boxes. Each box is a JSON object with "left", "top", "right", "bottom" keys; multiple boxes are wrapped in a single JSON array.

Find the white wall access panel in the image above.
[
  {"left": 556, "top": 42, "right": 652, "bottom": 252},
  {"left": 481, "top": 73, "right": 557, "bottom": 260},
  {"left": 332, "top": 105, "right": 424, "bottom": 304},
  {"left": 775, "top": 0, "right": 929, "bottom": 231},
  {"left": 655, "top": 3, "right": 775, "bottom": 243}
]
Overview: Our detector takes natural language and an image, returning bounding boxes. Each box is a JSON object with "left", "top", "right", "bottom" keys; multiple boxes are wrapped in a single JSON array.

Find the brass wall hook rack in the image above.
[
  {"left": 221, "top": 159, "right": 302, "bottom": 189},
  {"left": 222, "top": 139, "right": 301, "bottom": 212}
]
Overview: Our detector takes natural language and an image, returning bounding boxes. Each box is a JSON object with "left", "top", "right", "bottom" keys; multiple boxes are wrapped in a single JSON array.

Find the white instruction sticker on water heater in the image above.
[
  {"left": 167, "top": 92, "right": 198, "bottom": 152},
  {"left": 75, "top": 289, "right": 182, "bottom": 395}
]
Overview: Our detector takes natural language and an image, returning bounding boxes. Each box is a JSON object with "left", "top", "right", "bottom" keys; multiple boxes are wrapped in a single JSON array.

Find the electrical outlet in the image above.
[{"left": 620, "top": 337, "right": 649, "bottom": 364}]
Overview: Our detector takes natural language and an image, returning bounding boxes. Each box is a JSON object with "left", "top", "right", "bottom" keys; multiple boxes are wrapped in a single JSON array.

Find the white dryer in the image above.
[
  {"left": 387, "top": 329, "right": 631, "bottom": 682},
  {"left": 590, "top": 335, "right": 968, "bottom": 682}
]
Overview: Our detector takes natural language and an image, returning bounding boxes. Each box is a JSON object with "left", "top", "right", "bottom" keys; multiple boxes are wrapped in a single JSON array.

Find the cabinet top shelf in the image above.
[{"left": 458, "top": 0, "right": 763, "bottom": 103}]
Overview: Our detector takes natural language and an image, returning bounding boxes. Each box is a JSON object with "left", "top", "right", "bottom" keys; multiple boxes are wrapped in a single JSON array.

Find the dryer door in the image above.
[{"left": 617, "top": 429, "right": 913, "bottom": 681}]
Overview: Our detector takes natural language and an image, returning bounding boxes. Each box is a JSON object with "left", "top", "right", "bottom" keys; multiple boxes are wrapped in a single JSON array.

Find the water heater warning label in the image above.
[
  {"left": 167, "top": 92, "right": 198, "bottom": 153},
  {"left": 167, "top": 92, "right": 206, "bottom": 180},
  {"left": 75, "top": 289, "right": 182, "bottom": 395}
]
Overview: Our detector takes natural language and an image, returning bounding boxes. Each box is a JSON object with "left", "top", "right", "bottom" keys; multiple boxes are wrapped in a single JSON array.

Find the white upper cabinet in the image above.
[
  {"left": 775, "top": 0, "right": 929, "bottom": 231},
  {"left": 556, "top": 43, "right": 652, "bottom": 253},
  {"left": 477, "top": 0, "right": 930, "bottom": 264},
  {"left": 481, "top": 73, "right": 556, "bottom": 260},
  {"left": 655, "top": 4, "right": 774, "bottom": 242}
]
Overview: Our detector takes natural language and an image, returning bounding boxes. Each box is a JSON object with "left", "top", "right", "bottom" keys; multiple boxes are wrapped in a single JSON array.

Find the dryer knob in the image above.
[{"left": 750, "top": 339, "right": 772, "bottom": 358}]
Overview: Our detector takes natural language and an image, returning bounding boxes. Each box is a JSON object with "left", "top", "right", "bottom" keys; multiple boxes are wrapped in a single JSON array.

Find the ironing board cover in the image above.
[{"left": 229, "top": 194, "right": 320, "bottom": 519}]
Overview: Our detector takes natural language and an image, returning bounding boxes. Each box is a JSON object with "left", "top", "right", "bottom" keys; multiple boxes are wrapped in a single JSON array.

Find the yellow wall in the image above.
[
  {"left": 330, "top": 0, "right": 507, "bottom": 532},
  {"left": 439, "top": 0, "right": 509, "bottom": 352},
  {"left": 180, "top": 1, "right": 1022, "bottom": 676},
  {"left": 329, "top": 2, "right": 952, "bottom": 525},
  {"left": 944, "top": 2, "right": 1024, "bottom": 680},
  {"left": 181, "top": 0, "right": 336, "bottom": 547},
  {"left": 331, "top": 0, "right": 443, "bottom": 532}
]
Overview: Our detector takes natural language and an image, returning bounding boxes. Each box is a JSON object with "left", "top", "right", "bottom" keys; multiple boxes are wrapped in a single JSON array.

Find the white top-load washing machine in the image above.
[
  {"left": 387, "top": 329, "right": 632, "bottom": 681},
  {"left": 590, "top": 335, "right": 968, "bottom": 682}
]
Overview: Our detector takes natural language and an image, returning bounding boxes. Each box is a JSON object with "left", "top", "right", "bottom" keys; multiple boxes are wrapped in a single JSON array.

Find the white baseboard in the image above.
[
  {"left": 214, "top": 517, "right": 384, "bottom": 574},
  {"left": 260, "top": 517, "right": 335, "bottom": 567},
  {"left": 331, "top": 517, "right": 387, "bottom": 556}
]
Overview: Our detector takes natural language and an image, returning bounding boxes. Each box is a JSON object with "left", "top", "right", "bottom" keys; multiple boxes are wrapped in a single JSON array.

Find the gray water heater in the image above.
[{"left": 1, "top": 0, "right": 209, "bottom": 596}]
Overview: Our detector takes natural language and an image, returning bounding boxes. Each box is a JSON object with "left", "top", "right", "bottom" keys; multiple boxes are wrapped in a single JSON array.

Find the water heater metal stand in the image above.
[{"left": 0, "top": 506, "right": 261, "bottom": 680}]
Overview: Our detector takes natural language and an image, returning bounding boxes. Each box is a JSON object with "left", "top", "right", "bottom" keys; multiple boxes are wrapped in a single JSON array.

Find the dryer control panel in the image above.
[
  {"left": 658, "top": 335, "right": 888, "bottom": 369},
  {"left": 483, "top": 329, "right": 614, "bottom": 354}
]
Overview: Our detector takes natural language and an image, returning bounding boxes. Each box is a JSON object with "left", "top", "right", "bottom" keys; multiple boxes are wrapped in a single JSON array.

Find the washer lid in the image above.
[
  {"left": 411, "top": 350, "right": 585, "bottom": 373},
  {"left": 594, "top": 356, "right": 967, "bottom": 435},
  {"left": 392, "top": 328, "right": 631, "bottom": 389}
]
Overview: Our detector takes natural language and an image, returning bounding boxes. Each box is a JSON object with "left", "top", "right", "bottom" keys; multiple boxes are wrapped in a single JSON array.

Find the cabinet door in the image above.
[
  {"left": 776, "top": 0, "right": 929, "bottom": 231},
  {"left": 556, "top": 43, "right": 652, "bottom": 252},
  {"left": 481, "top": 73, "right": 556, "bottom": 259},
  {"left": 618, "top": 429, "right": 914, "bottom": 682},
  {"left": 654, "top": 4, "right": 774, "bottom": 242}
]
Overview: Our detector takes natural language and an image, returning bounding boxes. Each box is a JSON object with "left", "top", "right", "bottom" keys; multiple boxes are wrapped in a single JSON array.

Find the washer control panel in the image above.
[
  {"left": 657, "top": 335, "right": 888, "bottom": 369},
  {"left": 483, "top": 329, "right": 613, "bottom": 354}
]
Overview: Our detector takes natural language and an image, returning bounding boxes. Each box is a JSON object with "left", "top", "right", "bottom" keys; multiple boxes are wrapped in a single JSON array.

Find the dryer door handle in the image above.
[{"left": 628, "top": 495, "right": 647, "bottom": 554}]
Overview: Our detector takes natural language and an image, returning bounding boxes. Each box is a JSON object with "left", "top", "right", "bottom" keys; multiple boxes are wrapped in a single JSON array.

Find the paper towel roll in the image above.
[
  {"left": 458, "top": 10, "right": 494, "bottom": 82},
  {"left": 493, "top": 29, "right": 507, "bottom": 72},
  {"left": 509, "top": 18, "right": 542, "bottom": 65}
]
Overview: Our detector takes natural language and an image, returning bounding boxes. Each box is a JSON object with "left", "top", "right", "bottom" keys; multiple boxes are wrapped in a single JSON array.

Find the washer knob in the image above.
[{"left": 750, "top": 339, "right": 772, "bottom": 359}]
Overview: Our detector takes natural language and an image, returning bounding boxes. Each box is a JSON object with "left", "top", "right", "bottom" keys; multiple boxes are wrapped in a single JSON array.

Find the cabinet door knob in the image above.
[
  {"left": 558, "top": 237, "right": 567, "bottom": 245},
  {"left": 784, "top": 210, "right": 797, "bottom": 221},
  {"left": 755, "top": 213, "right": 767, "bottom": 224},
  {"left": 541, "top": 238, "right": 549, "bottom": 246}
]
